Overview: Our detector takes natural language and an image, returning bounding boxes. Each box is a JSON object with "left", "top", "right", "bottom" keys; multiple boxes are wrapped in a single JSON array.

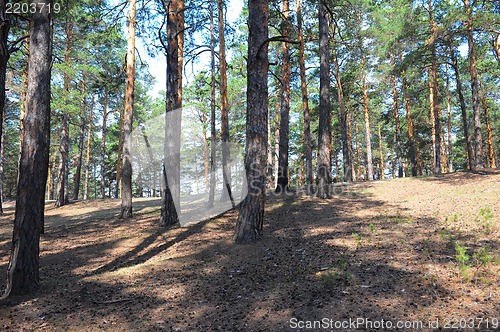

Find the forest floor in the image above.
[{"left": 0, "top": 170, "right": 499, "bottom": 331}]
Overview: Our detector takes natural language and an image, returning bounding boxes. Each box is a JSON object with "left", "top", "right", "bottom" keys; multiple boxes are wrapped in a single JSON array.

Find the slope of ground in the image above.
[{"left": 0, "top": 170, "right": 499, "bottom": 331}]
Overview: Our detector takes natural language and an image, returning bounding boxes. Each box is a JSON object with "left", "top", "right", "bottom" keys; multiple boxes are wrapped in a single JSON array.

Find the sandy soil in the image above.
[{"left": 0, "top": 170, "right": 499, "bottom": 331}]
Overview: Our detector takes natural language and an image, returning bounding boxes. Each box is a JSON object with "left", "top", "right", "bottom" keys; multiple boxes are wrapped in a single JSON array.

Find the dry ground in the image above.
[{"left": 0, "top": 170, "right": 499, "bottom": 331}]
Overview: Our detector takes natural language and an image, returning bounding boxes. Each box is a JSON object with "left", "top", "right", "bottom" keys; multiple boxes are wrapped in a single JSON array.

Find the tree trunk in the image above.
[
  {"left": 445, "top": 64, "right": 453, "bottom": 173},
  {"left": 208, "top": 0, "right": 217, "bottom": 207},
  {"left": 100, "top": 97, "right": 108, "bottom": 199},
  {"left": 218, "top": 0, "right": 232, "bottom": 202},
  {"left": 120, "top": 0, "right": 137, "bottom": 219},
  {"left": 83, "top": 101, "right": 93, "bottom": 200},
  {"left": 481, "top": 92, "right": 496, "bottom": 168},
  {"left": 428, "top": 0, "right": 441, "bottom": 174},
  {"left": 355, "top": 119, "right": 362, "bottom": 181},
  {"left": 203, "top": 108, "right": 209, "bottom": 191},
  {"left": 391, "top": 53, "right": 404, "bottom": 178},
  {"left": 401, "top": 68, "right": 417, "bottom": 176},
  {"left": 273, "top": 74, "right": 280, "bottom": 189},
  {"left": 4, "top": 0, "right": 52, "bottom": 297},
  {"left": 72, "top": 76, "right": 86, "bottom": 200},
  {"left": 234, "top": 0, "right": 268, "bottom": 243},
  {"left": 357, "top": 11, "right": 373, "bottom": 181},
  {"left": 160, "top": 0, "right": 183, "bottom": 227},
  {"left": 464, "top": 0, "right": 483, "bottom": 169},
  {"left": 55, "top": 113, "right": 69, "bottom": 207},
  {"left": 449, "top": 45, "right": 473, "bottom": 171},
  {"left": 378, "top": 124, "right": 384, "bottom": 179},
  {"left": 332, "top": 36, "right": 351, "bottom": 182},
  {"left": 0, "top": 0, "right": 8, "bottom": 214},
  {"left": 490, "top": 34, "right": 500, "bottom": 66},
  {"left": 348, "top": 110, "right": 356, "bottom": 181},
  {"left": 297, "top": 0, "right": 312, "bottom": 193},
  {"left": 316, "top": 0, "right": 332, "bottom": 198},
  {"left": 276, "top": 0, "right": 291, "bottom": 192}
]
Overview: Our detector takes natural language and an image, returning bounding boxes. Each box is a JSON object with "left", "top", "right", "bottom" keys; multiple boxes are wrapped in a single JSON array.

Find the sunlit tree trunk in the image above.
[
  {"left": 234, "top": 0, "right": 268, "bottom": 243},
  {"left": 480, "top": 92, "right": 496, "bottom": 168},
  {"left": 464, "top": 0, "right": 483, "bottom": 169},
  {"left": 316, "top": 0, "right": 331, "bottom": 197},
  {"left": 445, "top": 64, "right": 453, "bottom": 173},
  {"left": 218, "top": 0, "right": 232, "bottom": 202},
  {"left": 4, "top": 0, "right": 52, "bottom": 297},
  {"left": 160, "top": 0, "right": 184, "bottom": 227},
  {"left": 427, "top": 0, "right": 441, "bottom": 174},
  {"left": 357, "top": 11, "right": 373, "bottom": 181},
  {"left": 73, "top": 75, "right": 86, "bottom": 200},
  {"left": 390, "top": 53, "right": 403, "bottom": 178},
  {"left": 83, "top": 98, "right": 94, "bottom": 200},
  {"left": 401, "top": 66, "right": 417, "bottom": 176},
  {"left": 120, "top": 0, "right": 137, "bottom": 219},
  {"left": 378, "top": 124, "right": 384, "bottom": 179},
  {"left": 449, "top": 45, "right": 473, "bottom": 171},
  {"left": 297, "top": 0, "right": 313, "bottom": 193}
]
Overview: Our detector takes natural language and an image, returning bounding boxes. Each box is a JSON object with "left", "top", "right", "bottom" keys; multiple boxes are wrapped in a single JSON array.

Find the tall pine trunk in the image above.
[
  {"left": 357, "top": 11, "right": 373, "bottom": 181},
  {"left": 160, "top": 0, "right": 183, "bottom": 227},
  {"left": 100, "top": 97, "right": 108, "bottom": 199},
  {"left": 120, "top": 0, "right": 137, "bottom": 219},
  {"left": 218, "top": 0, "right": 232, "bottom": 202},
  {"left": 0, "top": 0, "right": 8, "bottom": 214},
  {"left": 428, "top": 0, "right": 441, "bottom": 174},
  {"left": 391, "top": 53, "right": 403, "bottom": 178},
  {"left": 72, "top": 75, "right": 86, "bottom": 200},
  {"left": 333, "top": 34, "right": 352, "bottom": 182},
  {"left": 480, "top": 92, "right": 496, "bottom": 168},
  {"left": 316, "top": 0, "right": 331, "bottom": 198},
  {"left": 449, "top": 45, "right": 473, "bottom": 170},
  {"left": 83, "top": 101, "right": 93, "bottom": 200},
  {"left": 4, "top": 0, "right": 52, "bottom": 297},
  {"left": 401, "top": 66, "right": 417, "bottom": 176},
  {"left": 464, "top": 0, "right": 483, "bottom": 169},
  {"left": 234, "top": 0, "right": 268, "bottom": 243},
  {"left": 297, "top": 0, "right": 312, "bottom": 193},
  {"left": 276, "top": 0, "right": 291, "bottom": 192},
  {"left": 208, "top": 0, "right": 216, "bottom": 207}
]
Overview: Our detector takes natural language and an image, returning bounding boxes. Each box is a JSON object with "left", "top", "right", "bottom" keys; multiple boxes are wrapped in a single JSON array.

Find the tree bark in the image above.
[
  {"left": 120, "top": 0, "right": 137, "bottom": 219},
  {"left": 83, "top": 100, "right": 93, "bottom": 200},
  {"left": 55, "top": 113, "right": 69, "bottom": 207},
  {"left": 449, "top": 45, "right": 473, "bottom": 171},
  {"left": 276, "top": 0, "right": 291, "bottom": 192},
  {"left": 401, "top": 68, "right": 417, "bottom": 176},
  {"left": 357, "top": 11, "right": 374, "bottom": 181},
  {"left": 4, "top": 0, "right": 52, "bottom": 297},
  {"left": 0, "top": 0, "right": 9, "bottom": 214},
  {"left": 427, "top": 0, "right": 441, "bottom": 174},
  {"left": 208, "top": 0, "right": 216, "bottom": 207},
  {"left": 481, "top": 92, "right": 496, "bottom": 168},
  {"left": 378, "top": 124, "right": 384, "bottom": 179},
  {"left": 160, "top": 0, "right": 183, "bottom": 227},
  {"left": 464, "top": 0, "right": 483, "bottom": 169},
  {"left": 445, "top": 64, "right": 453, "bottom": 173},
  {"left": 234, "top": 0, "right": 268, "bottom": 243},
  {"left": 297, "top": 0, "right": 312, "bottom": 192},
  {"left": 316, "top": 0, "right": 332, "bottom": 198},
  {"left": 100, "top": 97, "right": 108, "bottom": 199},
  {"left": 218, "top": 0, "right": 232, "bottom": 202},
  {"left": 72, "top": 75, "right": 86, "bottom": 200},
  {"left": 391, "top": 53, "right": 404, "bottom": 178},
  {"left": 332, "top": 34, "right": 352, "bottom": 182}
]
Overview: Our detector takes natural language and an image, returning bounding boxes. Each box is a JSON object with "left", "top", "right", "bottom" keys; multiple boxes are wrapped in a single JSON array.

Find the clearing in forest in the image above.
[{"left": 0, "top": 170, "right": 499, "bottom": 331}]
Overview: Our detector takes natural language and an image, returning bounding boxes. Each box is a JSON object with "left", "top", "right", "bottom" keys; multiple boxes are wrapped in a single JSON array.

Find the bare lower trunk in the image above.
[
  {"left": 218, "top": 0, "right": 232, "bottom": 202},
  {"left": 120, "top": 0, "right": 137, "bottom": 219},
  {"left": 73, "top": 75, "right": 86, "bottom": 200},
  {"left": 402, "top": 71, "right": 417, "bottom": 176},
  {"left": 428, "top": 0, "right": 441, "bottom": 174},
  {"left": 449, "top": 45, "right": 473, "bottom": 170},
  {"left": 316, "top": 0, "right": 332, "bottom": 198},
  {"left": 208, "top": 0, "right": 216, "bottom": 207},
  {"left": 298, "top": 0, "right": 312, "bottom": 192},
  {"left": 378, "top": 124, "right": 384, "bottom": 179},
  {"left": 83, "top": 103, "right": 93, "bottom": 200},
  {"left": 4, "top": 0, "right": 52, "bottom": 297},
  {"left": 481, "top": 92, "right": 496, "bottom": 168},
  {"left": 55, "top": 114, "right": 69, "bottom": 207},
  {"left": 100, "top": 97, "right": 108, "bottom": 199},
  {"left": 391, "top": 53, "right": 403, "bottom": 178},
  {"left": 160, "top": 0, "right": 183, "bottom": 227},
  {"left": 0, "top": 1, "right": 8, "bottom": 214},
  {"left": 276, "top": 0, "right": 291, "bottom": 192},
  {"left": 234, "top": 0, "right": 268, "bottom": 243}
]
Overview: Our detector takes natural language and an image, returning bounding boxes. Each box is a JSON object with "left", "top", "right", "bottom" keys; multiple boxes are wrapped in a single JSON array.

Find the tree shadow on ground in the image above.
[{"left": 0, "top": 188, "right": 497, "bottom": 331}]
